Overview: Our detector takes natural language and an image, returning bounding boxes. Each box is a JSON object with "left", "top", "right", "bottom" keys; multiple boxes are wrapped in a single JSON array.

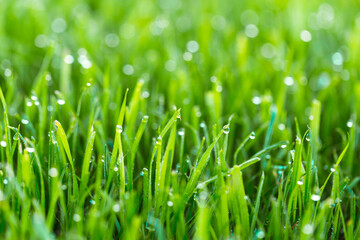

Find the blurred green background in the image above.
[{"left": 2, "top": 0, "right": 360, "bottom": 164}]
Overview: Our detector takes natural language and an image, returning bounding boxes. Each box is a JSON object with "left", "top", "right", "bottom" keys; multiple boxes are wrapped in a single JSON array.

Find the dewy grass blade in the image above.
[
  {"left": 182, "top": 125, "right": 225, "bottom": 203},
  {"left": 230, "top": 166, "right": 250, "bottom": 238},
  {"left": 106, "top": 89, "right": 128, "bottom": 191},
  {"left": 310, "top": 100, "right": 321, "bottom": 166},
  {"left": 250, "top": 171, "right": 265, "bottom": 234},
  {"left": 80, "top": 127, "right": 96, "bottom": 196},
  {"left": 156, "top": 123, "right": 176, "bottom": 214},
  {"left": 0, "top": 87, "right": 11, "bottom": 164},
  {"left": 54, "top": 120, "right": 79, "bottom": 199},
  {"left": 128, "top": 115, "right": 148, "bottom": 191}
]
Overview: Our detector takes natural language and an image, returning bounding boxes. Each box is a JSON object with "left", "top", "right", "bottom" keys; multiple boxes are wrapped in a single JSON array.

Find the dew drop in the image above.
[
  {"left": 73, "top": 214, "right": 81, "bottom": 222},
  {"left": 156, "top": 136, "right": 162, "bottom": 145},
  {"left": 0, "top": 141, "right": 7, "bottom": 147},
  {"left": 26, "top": 101, "right": 33, "bottom": 107},
  {"left": 21, "top": 119, "right": 29, "bottom": 125},
  {"left": 57, "top": 99, "right": 65, "bottom": 105},
  {"left": 177, "top": 129, "right": 185, "bottom": 136},
  {"left": 112, "top": 203, "right": 120, "bottom": 212},
  {"left": 48, "top": 168, "right": 58, "bottom": 177},
  {"left": 25, "top": 147, "right": 35, "bottom": 153},
  {"left": 256, "top": 230, "right": 265, "bottom": 239},
  {"left": 278, "top": 123, "right": 285, "bottom": 131},
  {"left": 250, "top": 132, "right": 256, "bottom": 139},
  {"left": 186, "top": 40, "right": 199, "bottom": 53},
  {"left": 64, "top": 54, "right": 74, "bottom": 64},
  {"left": 116, "top": 125, "right": 123, "bottom": 134},
  {"left": 302, "top": 224, "right": 314, "bottom": 235},
  {"left": 284, "top": 76, "right": 294, "bottom": 86},
  {"left": 347, "top": 120, "right": 353, "bottom": 128},
  {"left": 252, "top": 96, "right": 262, "bottom": 105},
  {"left": 223, "top": 124, "right": 230, "bottom": 134},
  {"left": 143, "top": 115, "right": 149, "bottom": 122},
  {"left": 300, "top": 30, "right": 312, "bottom": 42},
  {"left": 311, "top": 194, "right": 321, "bottom": 202}
]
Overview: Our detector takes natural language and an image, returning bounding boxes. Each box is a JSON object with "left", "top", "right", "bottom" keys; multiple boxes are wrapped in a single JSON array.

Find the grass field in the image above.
[{"left": 1, "top": 0, "right": 360, "bottom": 239}]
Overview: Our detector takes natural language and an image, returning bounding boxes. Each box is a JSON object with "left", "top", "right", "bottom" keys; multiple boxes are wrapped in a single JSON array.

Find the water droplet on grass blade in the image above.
[
  {"left": 116, "top": 125, "right": 123, "bottom": 133},
  {"left": 250, "top": 131, "right": 256, "bottom": 139},
  {"left": 143, "top": 115, "right": 149, "bottom": 122},
  {"left": 26, "top": 101, "right": 33, "bottom": 107},
  {"left": 177, "top": 129, "right": 185, "bottom": 136},
  {"left": 0, "top": 141, "right": 7, "bottom": 147},
  {"left": 25, "top": 147, "right": 35, "bottom": 153},
  {"left": 347, "top": 120, "right": 353, "bottom": 128},
  {"left": 21, "top": 119, "right": 29, "bottom": 125},
  {"left": 252, "top": 96, "right": 261, "bottom": 105},
  {"left": 311, "top": 194, "right": 321, "bottom": 201},
  {"left": 156, "top": 136, "right": 162, "bottom": 145},
  {"left": 223, "top": 124, "right": 230, "bottom": 134}
]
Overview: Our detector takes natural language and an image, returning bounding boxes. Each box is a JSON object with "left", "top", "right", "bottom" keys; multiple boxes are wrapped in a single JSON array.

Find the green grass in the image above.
[{"left": 1, "top": 0, "right": 360, "bottom": 239}]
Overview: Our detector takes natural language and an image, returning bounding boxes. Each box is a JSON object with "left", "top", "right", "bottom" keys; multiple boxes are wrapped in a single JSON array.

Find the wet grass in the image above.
[{"left": 0, "top": 0, "right": 360, "bottom": 239}]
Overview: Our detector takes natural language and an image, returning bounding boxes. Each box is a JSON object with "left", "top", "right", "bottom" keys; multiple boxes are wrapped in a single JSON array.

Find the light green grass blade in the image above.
[
  {"left": 80, "top": 127, "right": 96, "bottom": 196},
  {"left": 54, "top": 120, "right": 78, "bottom": 199}
]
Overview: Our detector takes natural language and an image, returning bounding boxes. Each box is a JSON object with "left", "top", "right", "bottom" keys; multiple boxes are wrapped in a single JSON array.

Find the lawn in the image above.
[{"left": 0, "top": 0, "right": 360, "bottom": 239}]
